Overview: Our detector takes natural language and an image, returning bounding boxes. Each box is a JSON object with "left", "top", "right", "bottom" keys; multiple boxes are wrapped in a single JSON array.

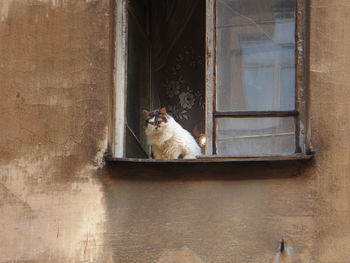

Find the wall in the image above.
[
  {"left": 0, "top": 0, "right": 349, "bottom": 262},
  {"left": 0, "top": 0, "right": 113, "bottom": 261}
]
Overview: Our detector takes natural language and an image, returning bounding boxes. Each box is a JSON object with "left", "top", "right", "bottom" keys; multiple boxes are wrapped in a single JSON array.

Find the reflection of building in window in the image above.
[
  {"left": 215, "top": 0, "right": 299, "bottom": 156},
  {"left": 241, "top": 0, "right": 295, "bottom": 110}
]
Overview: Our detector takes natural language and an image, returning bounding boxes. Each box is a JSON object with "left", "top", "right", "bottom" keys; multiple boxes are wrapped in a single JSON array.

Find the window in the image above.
[{"left": 108, "top": 0, "right": 311, "bottom": 161}]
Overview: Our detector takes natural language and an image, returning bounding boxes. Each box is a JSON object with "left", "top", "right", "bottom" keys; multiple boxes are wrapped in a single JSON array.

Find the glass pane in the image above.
[
  {"left": 126, "top": 14, "right": 150, "bottom": 157},
  {"left": 243, "top": 66, "right": 275, "bottom": 109},
  {"left": 216, "top": 0, "right": 295, "bottom": 111},
  {"left": 280, "top": 66, "right": 295, "bottom": 109},
  {"left": 125, "top": 127, "right": 148, "bottom": 158},
  {"left": 216, "top": 117, "right": 295, "bottom": 155}
]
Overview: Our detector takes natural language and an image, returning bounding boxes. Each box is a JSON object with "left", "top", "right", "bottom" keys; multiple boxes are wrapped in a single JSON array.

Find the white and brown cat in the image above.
[{"left": 143, "top": 108, "right": 201, "bottom": 159}]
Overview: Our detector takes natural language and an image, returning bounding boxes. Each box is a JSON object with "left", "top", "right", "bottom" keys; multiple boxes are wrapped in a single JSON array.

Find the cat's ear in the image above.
[
  {"left": 142, "top": 110, "right": 149, "bottom": 118},
  {"left": 160, "top": 107, "right": 166, "bottom": 115}
]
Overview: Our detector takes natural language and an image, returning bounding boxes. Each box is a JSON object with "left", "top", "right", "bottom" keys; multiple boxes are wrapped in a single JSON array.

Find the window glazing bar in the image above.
[{"left": 214, "top": 110, "right": 299, "bottom": 118}]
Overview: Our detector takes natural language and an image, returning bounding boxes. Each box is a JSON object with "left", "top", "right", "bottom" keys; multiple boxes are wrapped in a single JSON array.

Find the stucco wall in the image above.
[
  {"left": 0, "top": 0, "right": 349, "bottom": 262},
  {"left": 0, "top": 0, "right": 112, "bottom": 261}
]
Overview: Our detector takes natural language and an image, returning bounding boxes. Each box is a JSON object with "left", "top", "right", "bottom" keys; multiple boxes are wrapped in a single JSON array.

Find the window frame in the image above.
[
  {"left": 107, "top": 0, "right": 312, "bottom": 161},
  {"left": 110, "top": 0, "right": 128, "bottom": 158},
  {"left": 205, "top": 0, "right": 311, "bottom": 157}
]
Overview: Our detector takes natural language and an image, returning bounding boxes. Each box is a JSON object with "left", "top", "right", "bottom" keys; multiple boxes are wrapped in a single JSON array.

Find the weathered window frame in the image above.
[
  {"left": 109, "top": 0, "right": 127, "bottom": 158},
  {"left": 107, "top": 0, "right": 312, "bottom": 162}
]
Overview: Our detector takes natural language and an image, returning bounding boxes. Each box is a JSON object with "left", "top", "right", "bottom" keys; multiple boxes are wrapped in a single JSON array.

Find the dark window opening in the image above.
[{"left": 125, "top": 0, "right": 206, "bottom": 158}]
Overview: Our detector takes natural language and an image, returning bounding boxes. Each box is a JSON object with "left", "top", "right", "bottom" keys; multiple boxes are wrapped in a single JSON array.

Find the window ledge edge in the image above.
[{"left": 105, "top": 154, "right": 313, "bottom": 163}]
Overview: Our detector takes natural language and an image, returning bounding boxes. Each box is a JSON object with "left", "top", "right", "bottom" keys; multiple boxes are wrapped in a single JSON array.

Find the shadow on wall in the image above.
[{"left": 101, "top": 159, "right": 312, "bottom": 181}]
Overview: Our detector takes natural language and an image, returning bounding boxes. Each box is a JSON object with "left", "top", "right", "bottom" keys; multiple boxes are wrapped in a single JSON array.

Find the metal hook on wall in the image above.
[{"left": 279, "top": 238, "right": 285, "bottom": 253}]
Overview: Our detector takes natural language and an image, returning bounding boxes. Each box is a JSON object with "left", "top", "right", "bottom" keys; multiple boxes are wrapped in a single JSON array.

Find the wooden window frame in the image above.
[
  {"left": 205, "top": 0, "right": 311, "bottom": 158},
  {"left": 107, "top": 0, "right": 312, "bottom": 162},
  {"left": 109, "top": 0, "right": 127, "bottom": 158}
]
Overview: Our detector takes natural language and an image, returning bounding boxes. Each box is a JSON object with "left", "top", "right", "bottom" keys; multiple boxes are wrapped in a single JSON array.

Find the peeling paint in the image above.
[
  {"left": 0, "top": 0, "right": 112, "bottom": 261},
  {"left": 0, "top": 159, "right": 110, "bottom": 262}
]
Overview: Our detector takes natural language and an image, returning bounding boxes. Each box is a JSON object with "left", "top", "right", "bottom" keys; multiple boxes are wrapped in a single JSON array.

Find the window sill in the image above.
[{"left": 105, "top": 154, "right": 313, "bottom": 163}]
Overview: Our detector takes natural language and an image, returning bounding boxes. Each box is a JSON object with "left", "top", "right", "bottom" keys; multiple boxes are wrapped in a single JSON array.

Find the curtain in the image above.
[{"left": 151, "top": 0, "right": 200, "bottom": 72}]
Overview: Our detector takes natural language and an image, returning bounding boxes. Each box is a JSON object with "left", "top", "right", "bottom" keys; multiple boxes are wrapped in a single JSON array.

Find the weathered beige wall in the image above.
[
  {"left": 0, "top": 0, "right": 349, "bottom": 262},
  {"left": 0, "top": 0, "right": 113, "bottom": 261}
]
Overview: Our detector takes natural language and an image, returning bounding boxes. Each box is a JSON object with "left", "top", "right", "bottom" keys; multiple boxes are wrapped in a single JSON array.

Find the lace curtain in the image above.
[
  {"left": 151, "top": 0, "right": 200, "bottom": 72},
  {"left": 151, "top": 0, "right": 205, "bottom": 138}
]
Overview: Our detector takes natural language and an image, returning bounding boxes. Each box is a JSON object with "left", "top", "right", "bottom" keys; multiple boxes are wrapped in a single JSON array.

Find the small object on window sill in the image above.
[{"left": 105, "top": 153, "right": 313, "bottom": 163}]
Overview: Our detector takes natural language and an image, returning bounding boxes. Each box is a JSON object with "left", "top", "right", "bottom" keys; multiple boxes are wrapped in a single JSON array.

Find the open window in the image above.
[{"left": 108, "top": 0, "right": 311, "bottom": 161}]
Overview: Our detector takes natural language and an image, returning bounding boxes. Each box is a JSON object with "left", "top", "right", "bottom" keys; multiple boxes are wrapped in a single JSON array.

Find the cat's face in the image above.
[{"left": 143, "top": 108, "right": 168, "bottom": 134}]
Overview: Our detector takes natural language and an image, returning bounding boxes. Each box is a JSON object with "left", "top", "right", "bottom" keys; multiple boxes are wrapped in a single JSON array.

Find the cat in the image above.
[{"left": 143, "top": 107, "right": 201, "bottom": 159}]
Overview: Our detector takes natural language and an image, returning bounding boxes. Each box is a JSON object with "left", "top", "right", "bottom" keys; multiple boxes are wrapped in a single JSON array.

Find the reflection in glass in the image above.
[
  {"left": 216, "top": 0, "right": 295, "bottom": 111},
  {"left": 216, "top": 117, "right": 296, "bottom": 155}
]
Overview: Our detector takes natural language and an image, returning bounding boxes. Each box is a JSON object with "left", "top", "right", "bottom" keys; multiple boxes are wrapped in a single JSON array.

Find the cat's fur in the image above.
[{"left": 143, "top": 108, "right": 201, "bottom": 159}]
